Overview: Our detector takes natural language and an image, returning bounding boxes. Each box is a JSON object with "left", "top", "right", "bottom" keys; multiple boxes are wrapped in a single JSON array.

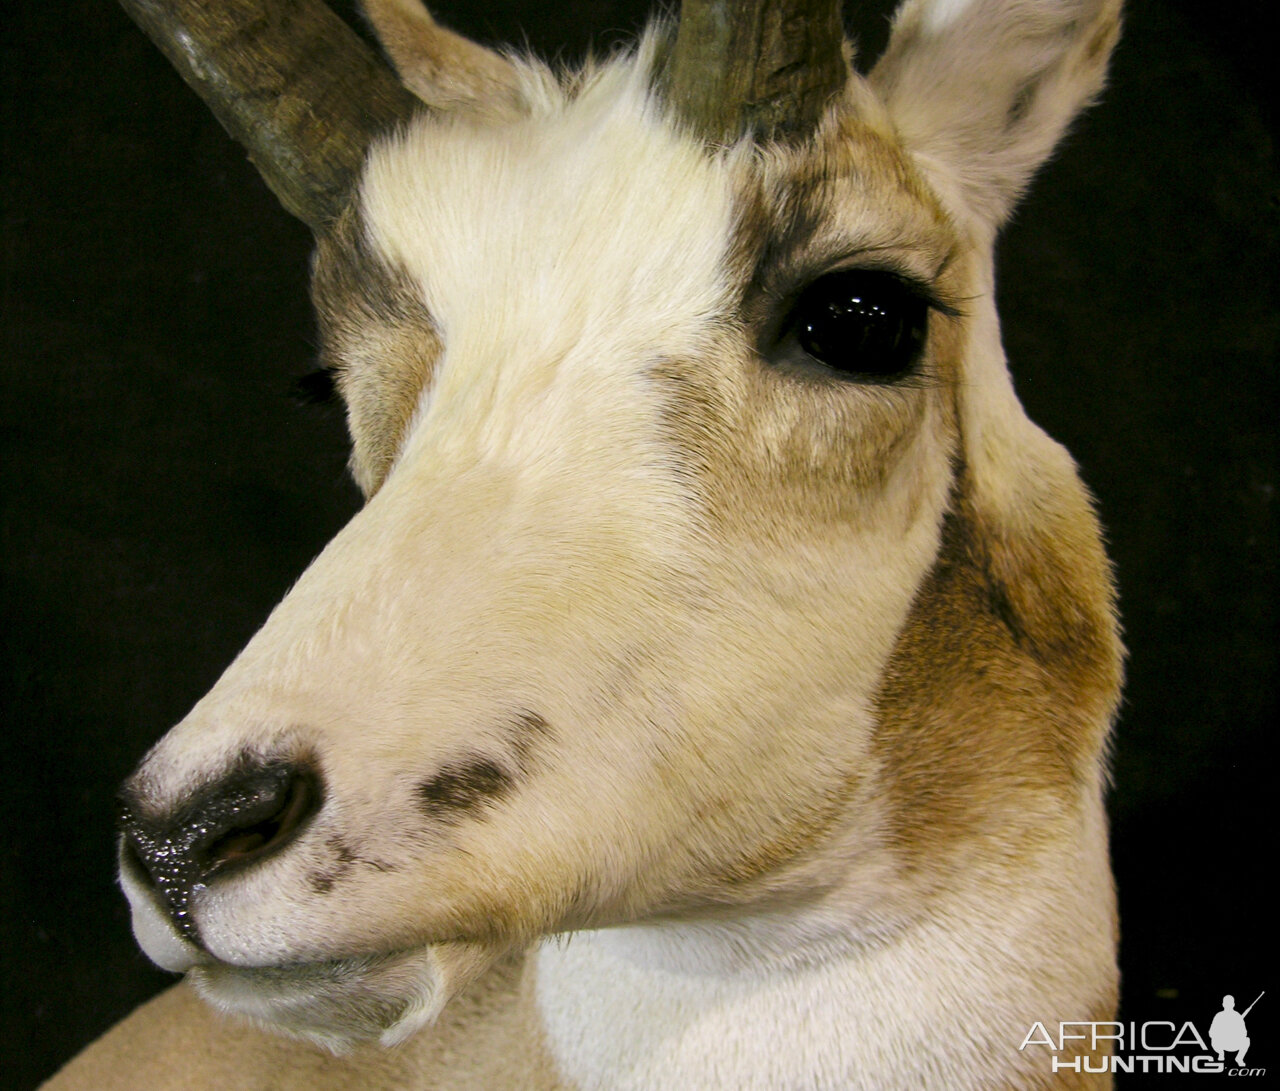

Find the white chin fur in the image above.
[
  {"left": 118, "top": 850, "right": 505, "bottom": 1047},
  {"left": 190, "top": 939, "right": 504, "bottom": 1052}
]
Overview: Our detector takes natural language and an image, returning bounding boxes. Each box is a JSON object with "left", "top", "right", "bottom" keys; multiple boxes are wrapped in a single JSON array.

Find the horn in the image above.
[
  {"left": 116, "top": 0, "right": 418, "bottom": 231},
  {"left": 664, "top": 0, "right": 849, "bottom": 144}
]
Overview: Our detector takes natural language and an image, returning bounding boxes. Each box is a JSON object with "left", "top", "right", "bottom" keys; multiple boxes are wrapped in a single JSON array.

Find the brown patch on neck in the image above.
[{"left": 872, "top": 474, "right": 1122, "bottom": 876}]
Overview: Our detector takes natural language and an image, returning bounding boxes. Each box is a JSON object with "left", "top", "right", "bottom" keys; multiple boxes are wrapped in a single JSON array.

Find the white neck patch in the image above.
[{"left": 535, "top": 845, "right": 1114, "bottom": 1091}]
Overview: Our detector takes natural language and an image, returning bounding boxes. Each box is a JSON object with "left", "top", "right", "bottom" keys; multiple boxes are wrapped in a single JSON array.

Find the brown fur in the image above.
[
  {"left": 312, "top": 206, "right": 442, "bottom": 494},
  {"left": 874, "top": 477, "right": 1121, "bottom": 880}
]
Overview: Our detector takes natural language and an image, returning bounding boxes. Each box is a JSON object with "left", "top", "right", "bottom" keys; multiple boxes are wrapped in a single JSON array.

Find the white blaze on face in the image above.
[
  {"left": 360, "top": 65, "right": 740, "bottom": 495},
  {"left": 125, "top": 65, "right": 748, "bottom": 968}
]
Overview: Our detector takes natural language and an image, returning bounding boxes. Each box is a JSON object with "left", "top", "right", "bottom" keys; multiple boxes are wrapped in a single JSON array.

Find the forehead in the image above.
[
  {"left": 358, "top": 69, "right": 736, "bottom": 360},
  {"left": 319, "top": 61, "right": 960, "bottom": 491},
  {"left": 356, "top": 63, "right": 955, "bottom": 331}
]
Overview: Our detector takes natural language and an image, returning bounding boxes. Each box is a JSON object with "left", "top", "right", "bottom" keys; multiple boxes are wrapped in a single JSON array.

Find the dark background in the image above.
[{"left": 2, "top": 1, "right": 1274, "bottom": 1088}]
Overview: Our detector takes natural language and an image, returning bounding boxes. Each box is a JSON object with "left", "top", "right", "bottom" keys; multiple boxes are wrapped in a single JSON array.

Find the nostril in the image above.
[
  {"left": 203, "top": 769, "right": 316, "bottom": 871},
  {"left": 117, "top": 760, "right": 320, "bottom": 942},
  {"left": 119, "top": 761, "right": 321, "bottom": 892}
]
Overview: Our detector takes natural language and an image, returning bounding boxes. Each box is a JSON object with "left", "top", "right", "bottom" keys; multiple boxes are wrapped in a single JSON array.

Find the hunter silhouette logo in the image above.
[
  {"left": 1211, "top": 992, "right": 1263, "bottom": 1066},
  {"left": 1019, "top": 990, "right": 1266, "bottom": 1077}
]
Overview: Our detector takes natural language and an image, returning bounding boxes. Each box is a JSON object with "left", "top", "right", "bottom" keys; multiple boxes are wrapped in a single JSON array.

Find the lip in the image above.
[
  {"left": 190, "top": 946, "right": 419, "bottom": 996},
  {"left": 121, "top": 856, "right": 422, "bottom": 979},
  {"left": 119, "top": 830, "right": 510, "bottom": 1049},
  {"left": 185, "top": 945, "right": 437, "bottom": 1049},
  {"left": 189, "top": 938, "right": 509, "bottom": 1050},
  {"left": 119, "top": 845, "right": 209, "bottom": 972}
]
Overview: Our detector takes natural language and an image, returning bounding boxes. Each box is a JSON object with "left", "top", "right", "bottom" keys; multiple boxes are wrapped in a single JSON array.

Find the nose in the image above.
[{"left": 119, "top": 760, "right": 318, "bottom": 939}]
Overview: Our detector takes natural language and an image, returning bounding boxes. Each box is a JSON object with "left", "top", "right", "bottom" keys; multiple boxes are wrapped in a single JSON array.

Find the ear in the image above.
[
  {"left": 870, "top": 0, "right": 1121, "bottom": 229},
  {"left": 363, "top": 0, "right": 526, "bottom": 118}
]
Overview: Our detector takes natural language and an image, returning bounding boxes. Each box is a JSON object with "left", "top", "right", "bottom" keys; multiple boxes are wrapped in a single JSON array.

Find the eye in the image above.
[{"left": 781, "top": 269, "right": 931, "bottom": 381}]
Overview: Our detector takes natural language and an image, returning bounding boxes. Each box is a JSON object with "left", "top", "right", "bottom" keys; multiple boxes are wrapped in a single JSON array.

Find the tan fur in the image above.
[
  {"left": 46, "top": 956, "right": 566, "bottom": 1091},
  {"left": 362, "top": 0, "right": 526, "bottom": 120},
  {"left": 312, "top": 206, "right": 443, "bottom": 494}
]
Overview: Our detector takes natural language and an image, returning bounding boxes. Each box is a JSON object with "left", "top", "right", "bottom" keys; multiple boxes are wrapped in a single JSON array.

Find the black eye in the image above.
[{"left": 784, "top": 269, "right": 930, "bottom": 381}]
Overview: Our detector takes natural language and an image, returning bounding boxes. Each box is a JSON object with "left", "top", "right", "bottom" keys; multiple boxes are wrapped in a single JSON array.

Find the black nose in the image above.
[{"left": 119, "top": 760, "right": 318, "bottom": 939}]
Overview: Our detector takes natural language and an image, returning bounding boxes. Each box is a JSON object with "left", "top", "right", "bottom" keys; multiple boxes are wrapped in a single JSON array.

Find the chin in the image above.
[
  {"left": 188, "top": 947, "right": 448, "bottom": 1051},
  {"left": 119, "top": 846, "right": 492, "bottom": 1052}
]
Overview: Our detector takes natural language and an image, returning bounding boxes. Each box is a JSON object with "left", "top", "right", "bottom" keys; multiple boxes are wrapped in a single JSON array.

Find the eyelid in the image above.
[
  {"left": 762, "top": 234, "right": 963, "bottom": 312},
  {"left": 758, "top": 272, "right": 936, "bottom": 389},
  {"left": 799, "top": 260, "right": 962, "bottom": 320},
  {"left": 889, "top": 271, "right": 962, "bottom": 320}
]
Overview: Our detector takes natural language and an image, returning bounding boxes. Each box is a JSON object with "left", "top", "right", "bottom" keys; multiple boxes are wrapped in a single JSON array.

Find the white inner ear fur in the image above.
[{"left": 872, "top": 0, "right": 1123, "bottom": 230}]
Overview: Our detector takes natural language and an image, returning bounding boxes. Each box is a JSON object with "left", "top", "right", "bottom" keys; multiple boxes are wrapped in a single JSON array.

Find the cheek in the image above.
[
  {"left": 668, "top": 376, "right": 959, "bottom": 735},
  {"left": 712, "top": 377, "right": 952, "bottom": 545},
  {"left": 344, "top": 387, "right": 395, "bottom": 495},
  {"left": 331, "top": 321, "right": 442, "bottom": 496},
  {"left": 340, "top": 369, "right": 417, "bottom": 496}
]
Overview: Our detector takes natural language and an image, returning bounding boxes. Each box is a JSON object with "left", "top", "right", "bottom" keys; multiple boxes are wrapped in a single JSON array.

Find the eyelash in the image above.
[{"left": 766, "top": 267, "right": 959, "bottom": 384}]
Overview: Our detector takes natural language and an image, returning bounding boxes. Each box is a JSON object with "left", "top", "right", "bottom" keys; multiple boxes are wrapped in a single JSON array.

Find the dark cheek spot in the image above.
[
  {"left": 511, "top": 710, "right": 552, "bottom": 764},
  {"left": 418, "top": 759, "right": 514, "bottom": 821},
  {"left": 305, "top": 836, "right": 395, "bottom": 895},
  {"left": 326, "top": 834, "right": 358, "bottom": 866}
]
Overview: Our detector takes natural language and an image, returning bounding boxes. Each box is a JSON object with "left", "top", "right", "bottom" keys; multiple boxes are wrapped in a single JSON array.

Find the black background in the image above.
[{"left": 2, "top": 1, "right": 1274, "bottom": 1088}]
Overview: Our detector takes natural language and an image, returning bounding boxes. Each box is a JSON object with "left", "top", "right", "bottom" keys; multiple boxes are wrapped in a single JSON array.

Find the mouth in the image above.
[
  {"left": 119, "top": 849, "right": 503, "bottom": 1050},
  {"left": 188, "top": 945, "right": 459, "bottom": 1051}
]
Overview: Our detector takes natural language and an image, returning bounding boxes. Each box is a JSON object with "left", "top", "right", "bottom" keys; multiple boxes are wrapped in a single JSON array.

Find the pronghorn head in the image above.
[{"left": 118, "top": 0, "right": 1124, "bottom": 1051}]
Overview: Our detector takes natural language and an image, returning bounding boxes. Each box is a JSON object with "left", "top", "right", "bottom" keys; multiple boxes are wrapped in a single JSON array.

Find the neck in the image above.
[{"left": 534, "top": 827, "right": 1114, "bottom": 1090}]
